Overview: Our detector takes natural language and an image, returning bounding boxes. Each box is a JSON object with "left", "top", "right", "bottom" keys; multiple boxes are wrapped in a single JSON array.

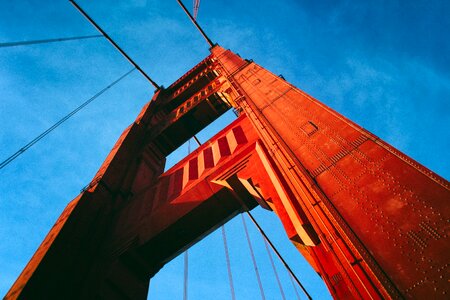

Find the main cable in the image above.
[
  {"left": 176, "top": 0, "right": 214, "bottom": 47},
  {"left": 69, "top": 0, "right": 160, "bottom": 89},
  {"left": 0, "top": 68, "right": 136, "bottom": 171},
  {"left": 0, "top": 34, "right": 102, "bottom": 48}
]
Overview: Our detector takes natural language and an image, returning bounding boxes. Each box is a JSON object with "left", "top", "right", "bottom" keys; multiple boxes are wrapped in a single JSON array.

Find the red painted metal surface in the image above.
[
  {"left": 6, "top": 45, "right": 449, "bottom": 299},
  {"left": 212, "top": 45, "right": 450, "bottom": 299}
]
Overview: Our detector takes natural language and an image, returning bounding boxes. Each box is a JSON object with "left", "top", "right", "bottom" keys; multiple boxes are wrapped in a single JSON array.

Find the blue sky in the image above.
[{"left": 0, "top": 0, "right": 449, "bottom": 299}]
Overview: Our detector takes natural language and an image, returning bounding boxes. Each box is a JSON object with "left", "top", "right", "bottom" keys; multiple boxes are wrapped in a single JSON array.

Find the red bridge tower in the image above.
[{"left": 6, "top": 45, "right": 449, "bottom": 299}]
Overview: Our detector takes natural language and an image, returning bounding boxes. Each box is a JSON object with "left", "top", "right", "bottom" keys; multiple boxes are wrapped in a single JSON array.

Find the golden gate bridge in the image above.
[{"left": 1, "top": 1, "right": 448, "bottom": 299}]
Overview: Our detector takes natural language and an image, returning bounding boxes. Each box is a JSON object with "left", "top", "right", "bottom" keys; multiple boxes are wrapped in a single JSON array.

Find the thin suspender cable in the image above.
[
  {"left": 221, "top": 225, "right": 236, "bottom": 300},
  {"left": 0, "top": 68, "right": 136, "bottom": 171},
  {"left": 241, "top": 214, "right": 266, "bottom": 300},
  {"left": 182, "top": 136, "right": 195, "bottom": 300},
  {"left": 184, "top": 250, "right": 189, "bottom": 300},
  {"left": 193, "top": 126, "right": 243, "bottom": 300},
  {"left": 69, "top": 0, "right": 160, "bottom": 89},
  {"left": 288, "top": 271, "right": 302, "bottom": 300},
  {"left": 262, "top": 238, "right": 287, "bottom": 300},
  {"left": 0, "top": 34, "right": 102, "bottom": 48},
  {"left": 230, "top": 186, "right": 313, "bottom": 299},
  {"left": 243, "top": 210, "right": 313, "bottom": 300}
]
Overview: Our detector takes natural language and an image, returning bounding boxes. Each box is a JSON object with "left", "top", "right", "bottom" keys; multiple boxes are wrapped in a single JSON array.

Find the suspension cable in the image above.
[
  {"left": 243, "top": 209, "right": 313, "bottom": 300},
  {"left": 262, "top": 237, "right": 287, "bottom": 300},
  {"left": 176, "top": 0, "right": 214, "bottom": 48},
  {"left": 221, "top": 225, "right": 236, "bottom": 300},
  {"left": 193, "top": 135, "right": 201, "bottom": 147},
  {"left": 0, "top": 34, "right": 102, "bottom": 48},
  {"left": 241, "top": 214, "right": 266, "bottom": 300},
  {"left": 182, "top": 135, "right": 196, "bottom": 300},
  {"left": 288, "top": 270, "right": 302, "bottom": 300},
  {"left": 69, "top": 0, "right": 160, "bottom": 89},
  {"left": 0, "top": 68, "right": 136, "bottom": 171},
  {"left": 230, "top": 187, "right": 313, "bottom": 299},
  {"left": 184, "top": 250, "right": 189, "bottom": 300}
]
